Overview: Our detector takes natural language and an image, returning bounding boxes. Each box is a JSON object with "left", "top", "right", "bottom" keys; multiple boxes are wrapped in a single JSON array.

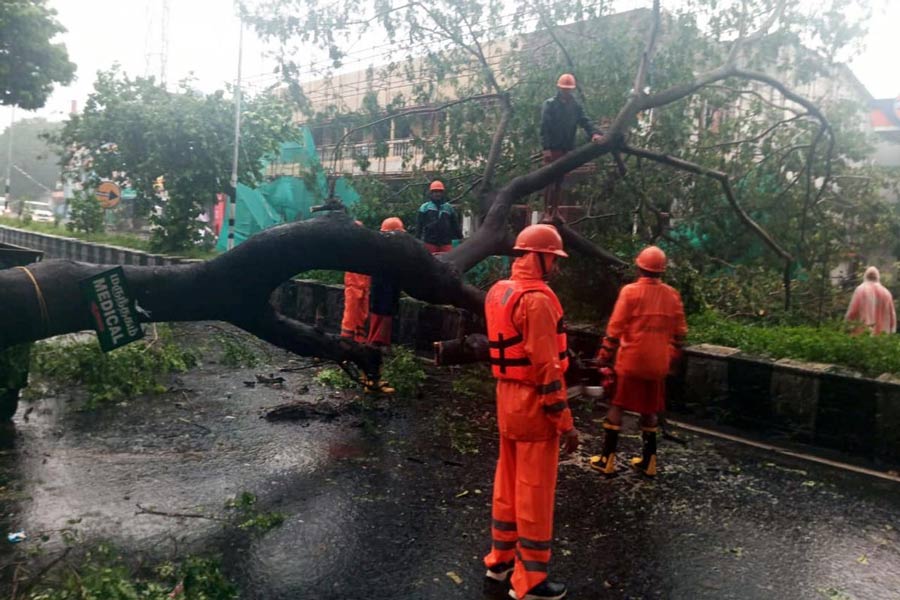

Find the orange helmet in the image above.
[
  {"left": 635, "top": 245, "right": 666, "bottom": 273},
  {"left": 429, "top": 180, "right": 445, "bottom": 192},
  {"left": 513, "top": 224, "right": 568, "bottom": 257},
  {"left": 557, "top": 73, "right": 577, "bottom": 90},
  {"left": 380, "top": 217, "right": 405, "bottom": 232}
]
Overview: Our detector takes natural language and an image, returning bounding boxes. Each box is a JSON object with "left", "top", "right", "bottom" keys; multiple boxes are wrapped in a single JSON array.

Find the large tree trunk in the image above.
[{"left": 0, "top": 212, "right": 486, "bottom": 377}]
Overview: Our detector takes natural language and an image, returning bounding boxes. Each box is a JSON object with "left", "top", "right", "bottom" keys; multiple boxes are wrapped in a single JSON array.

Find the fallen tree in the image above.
[{"left": 2, "top": 0, "right": 847, "bottom": 378}]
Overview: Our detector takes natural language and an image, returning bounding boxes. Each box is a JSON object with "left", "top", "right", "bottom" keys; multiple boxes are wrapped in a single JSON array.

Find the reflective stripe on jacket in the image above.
[
  {"left": 486, "top": 254, "right": 573, "bottom": 440},
  {"left": 486, "top": 281, "right": 568, "bottom": 382},
  {"left": 417, "top": 200, "right": 462, "bottom": 246}
]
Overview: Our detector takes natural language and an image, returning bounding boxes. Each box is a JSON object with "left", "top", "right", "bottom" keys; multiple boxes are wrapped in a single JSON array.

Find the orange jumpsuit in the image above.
[
  {"left": 340, "top": 272, "right": 370, "bottom": 343},
  {"left": 604, "top": 277, "right": 687, "bottom": 414},
  {"left": 483, "top": 253, "right": 573, "bottom": 599}
]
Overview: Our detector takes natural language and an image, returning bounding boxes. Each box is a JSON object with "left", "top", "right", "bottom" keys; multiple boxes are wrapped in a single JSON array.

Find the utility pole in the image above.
[
  {"left": 160, "top": 0, "right": 170, "bottom": 87},
  {"left": 4, "top": 108, "right": 13, "bottom": 213},
  {"left": 226, "top": 17, "right": 244, "bottom": 251}
]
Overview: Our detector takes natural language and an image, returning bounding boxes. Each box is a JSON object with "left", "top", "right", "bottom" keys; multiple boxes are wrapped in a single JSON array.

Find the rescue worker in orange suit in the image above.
[
  {"left": 416, "top": 180, "right": 462, "bottom": 254},
  {"left": 483, "top": 224, "right": 579, "bottom": 600},
  {"left": 367, "top": 217, "right": 405, "bottom": 348},
  {"left": 590, "top": 246, "right": 687, "bottom": 477},
  {"left": 340, "top": 221, "right": 371, "bottom": 343},
  {"left": 540, "top": 74, "right": 604, "bottom": 217}
]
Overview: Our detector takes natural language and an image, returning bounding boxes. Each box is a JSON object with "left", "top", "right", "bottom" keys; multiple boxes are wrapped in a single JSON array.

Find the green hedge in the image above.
[{"left": 688, "top": 312, "right": 900, "bottom": 378}]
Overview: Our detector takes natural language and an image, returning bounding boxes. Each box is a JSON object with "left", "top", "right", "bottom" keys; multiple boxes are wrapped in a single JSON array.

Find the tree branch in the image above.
[
  {"left": 621, "top": 144, "right": 793, "bottom": 264},
  {"left": 695, "top": 113, "right": 809, "bottom": 151},
  {"left": 705, "top": 84, "right": 805, "bottom": 115}
]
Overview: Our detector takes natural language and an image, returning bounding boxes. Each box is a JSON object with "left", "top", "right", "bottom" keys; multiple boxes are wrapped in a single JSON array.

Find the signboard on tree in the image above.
[{"left": 79, "top": 267, "right": 144, "bottom": 352}]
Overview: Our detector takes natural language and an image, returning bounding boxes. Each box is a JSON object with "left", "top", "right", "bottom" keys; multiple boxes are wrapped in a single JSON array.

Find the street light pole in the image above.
[
  {"left": 4, "top": 108, "right": 13, "bottom": 213},
  {"left": 226, "top": 17, "right": 244, "bottom": 251}
]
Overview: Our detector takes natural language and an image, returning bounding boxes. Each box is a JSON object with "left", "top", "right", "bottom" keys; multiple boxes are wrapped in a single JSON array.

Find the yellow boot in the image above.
[
  {"left": 365, "top": 379, "right": 395, "bottom": 394},
  {"left": 589, "top": 422, "right": 620, "bottom": 475},
  {"left": 630, "top": 427, "right": 658, "bottom": 477}
]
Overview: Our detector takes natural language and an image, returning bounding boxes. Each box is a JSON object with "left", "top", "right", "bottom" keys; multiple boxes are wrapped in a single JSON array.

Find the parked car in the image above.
[{"left": 31, "top": 209, "right": 55, "bottom": 223}]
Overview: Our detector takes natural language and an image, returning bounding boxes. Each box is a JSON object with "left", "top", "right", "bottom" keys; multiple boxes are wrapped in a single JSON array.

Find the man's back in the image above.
[
  {"left": 607, "top": 278, "right": 687, "bottom": 380},
  {"left": 847, "top": 281, "right": 896, "bottom": 334}
]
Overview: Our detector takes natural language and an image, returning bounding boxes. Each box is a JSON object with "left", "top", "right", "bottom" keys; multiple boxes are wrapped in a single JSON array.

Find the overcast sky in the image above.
[{"left": 2, "top": 0, "right": 898, "bottom": 131}]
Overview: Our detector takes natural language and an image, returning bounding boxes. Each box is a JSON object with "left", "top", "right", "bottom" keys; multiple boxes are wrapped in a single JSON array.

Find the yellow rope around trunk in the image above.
[{"left": 15, "top": 266, "right": 50, "bottom": 336}]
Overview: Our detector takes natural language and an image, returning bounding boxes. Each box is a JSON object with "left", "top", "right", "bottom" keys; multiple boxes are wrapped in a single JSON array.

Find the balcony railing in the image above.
[{"left": 314, "top": 138, "right": 430, "bottom": 175}]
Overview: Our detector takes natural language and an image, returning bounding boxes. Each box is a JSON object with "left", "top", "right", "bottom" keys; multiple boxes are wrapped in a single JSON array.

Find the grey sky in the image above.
[{"left": 1, "top": 0, "right": 898, "bottom": 131}]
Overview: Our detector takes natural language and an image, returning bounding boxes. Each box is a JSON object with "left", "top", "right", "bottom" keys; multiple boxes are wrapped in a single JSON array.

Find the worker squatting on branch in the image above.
[
  {"left": 367, "top": 217, "right": 406, "bottom": 348},
  {"left": 340, "top": 221, "right": 371, "bottom": 343},
  {"left": 845, "top": 266, "right": 897, "bottom": 335},
  {"left": 483, "top": 224, "right": 580, "bottom": 600},
  {"left": 540, "top": 74, "right": 604, "bottom": 218},
  {"left": 416, "top": 180, "right": 462, "bottom": 254},
  {"left": 590, "top": 246, "right": 687, "bottom": 478}
]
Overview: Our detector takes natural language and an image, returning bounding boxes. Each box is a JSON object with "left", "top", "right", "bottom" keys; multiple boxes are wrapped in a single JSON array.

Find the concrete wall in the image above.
[
  {"left": 272, "top": 279, "right": 481, "bottom": 354},
  {"left": 673, "top": 344, "right": 900, "bottom": 464},
  {"left": 0, "top": 226, "right": 194, "bottom": 266}
]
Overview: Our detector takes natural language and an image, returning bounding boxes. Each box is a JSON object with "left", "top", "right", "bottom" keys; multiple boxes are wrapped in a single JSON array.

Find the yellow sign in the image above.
[{"left": 95, "top": 181, "right": 121, "bottom": 209}]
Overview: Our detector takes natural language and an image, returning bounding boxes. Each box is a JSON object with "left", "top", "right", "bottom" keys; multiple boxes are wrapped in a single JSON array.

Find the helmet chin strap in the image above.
[{"left": 538, "top": 253, "right": 550, "bottom": 280}]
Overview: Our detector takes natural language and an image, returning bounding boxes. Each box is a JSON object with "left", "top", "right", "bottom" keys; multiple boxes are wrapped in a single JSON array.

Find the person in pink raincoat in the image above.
[{"left": 845, "top": 266, "right": 896, "bottom": 335}]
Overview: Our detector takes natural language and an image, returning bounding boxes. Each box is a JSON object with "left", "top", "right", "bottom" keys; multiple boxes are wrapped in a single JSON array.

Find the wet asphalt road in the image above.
[{"left": 1, "top": 325, "right": 899, "bottom": 600}]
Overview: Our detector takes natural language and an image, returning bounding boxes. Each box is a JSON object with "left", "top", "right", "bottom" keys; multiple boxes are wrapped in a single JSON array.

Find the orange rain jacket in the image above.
[
  {"left": 603, "top": 277, "right": 687, "bottom": 380},
  {"left": 341, "top": 272, "right": 371, "bottom": 342},
  {"left": 485, "top": 253, "right": 573, "bottom": 440}
]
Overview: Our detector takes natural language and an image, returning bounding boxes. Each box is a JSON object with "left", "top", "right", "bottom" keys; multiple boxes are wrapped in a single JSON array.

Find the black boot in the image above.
[
  {"left": 509, "top": 580, "right": 568, "bottom": 600},
  {"left": 589, "top": 422, "right": 620, "bottom": 474},
  {"left": 485, "top": 560, "right": 514, "bottom": 583},
  {"left": 630, "top": 426, "right": 658, "bottom": 476}
]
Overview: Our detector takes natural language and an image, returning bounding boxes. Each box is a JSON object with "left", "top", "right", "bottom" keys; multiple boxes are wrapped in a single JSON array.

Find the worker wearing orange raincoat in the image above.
[
  {"left": 339, "top": 222, "right": 371, "bottom": 343},
  {"left": 367, "top": 217, "right": 405, "bottom": 347},
  {"left": 845, "top": 266, "right": 896, "bottom": 335},
  {"left": 591, "top": 246, "right": 687, "bottom": 478},
  {"left": 483, "top": 224, "right": 579, "bottom": 600}
]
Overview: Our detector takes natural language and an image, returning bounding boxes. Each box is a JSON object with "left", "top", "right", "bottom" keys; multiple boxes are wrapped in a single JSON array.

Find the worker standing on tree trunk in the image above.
[
  {"left": 340, "top": 221, "right": 371, "bottom": 343},
  {"left": 483, "top": 224, "right": 579, "bottom": 600},
  {"left": 540, "top": 73, "right": 604, "bottom": 217},
  {"left": 416, "top": 180, "right": 462, "bottom": 254},
  {"left": 590, "top": 246, "right": 687, "bottom": 478},
  {"left": 367, "top": 217, "right": 405, "bottom": 348},
  {"left": 845, "top": 266, "right": 896, "bottom": 335}
]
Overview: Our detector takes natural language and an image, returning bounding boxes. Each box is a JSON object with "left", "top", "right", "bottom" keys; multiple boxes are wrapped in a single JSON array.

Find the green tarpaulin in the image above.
[{"left": 216, "top": 128, "right": 360, "bottom": 251}]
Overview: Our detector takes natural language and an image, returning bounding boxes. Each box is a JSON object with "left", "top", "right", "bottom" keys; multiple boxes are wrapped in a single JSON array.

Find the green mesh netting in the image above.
[{"left": 216, "top": 128, "right": 360, "bottom": 252}]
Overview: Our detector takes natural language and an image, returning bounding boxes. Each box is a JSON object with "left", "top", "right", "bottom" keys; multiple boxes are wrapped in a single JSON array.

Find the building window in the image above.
[{"left": 394, "top": 115, "right": 412, "bottom": 139}]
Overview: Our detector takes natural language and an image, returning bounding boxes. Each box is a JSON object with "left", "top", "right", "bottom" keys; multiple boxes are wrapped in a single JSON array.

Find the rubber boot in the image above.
[
  {"left": 485, "top": 560, "right": 514, "bottom": 583},
  {"left": 509, "top": 580, "right": 567, "bottom": 600},
  {"left": 365, "top": 379, "right": 395, "bottom": 394},
  {"left": 589, "top": 422, "right": 620, "bottom": 474},
  {"left": 630, "top": 426, "right": 658, "bottom": 477}
]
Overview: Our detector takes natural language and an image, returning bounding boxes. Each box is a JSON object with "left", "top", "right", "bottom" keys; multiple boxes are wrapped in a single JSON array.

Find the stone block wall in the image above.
[
  {"left": 0, "top": 226, "right": 193, "bottom": 266},
  {"left": 272, "top": 280, "right": 481, "bottom": 353},
  {"left": 677, "top": 345, "right": 900, "bottom": 464}
]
